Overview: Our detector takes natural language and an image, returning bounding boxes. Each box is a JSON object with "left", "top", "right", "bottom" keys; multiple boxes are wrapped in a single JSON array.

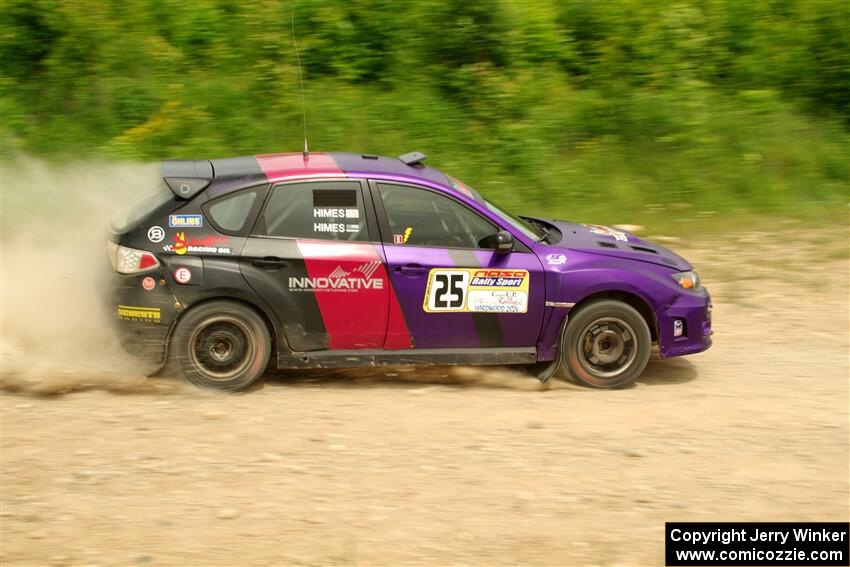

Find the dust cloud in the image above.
[
  {"left": 272, "top": 364, "right": 564, "bottom": 391},
  {"left": 0, "top": 154, "right": 182, "bottom": 395}
]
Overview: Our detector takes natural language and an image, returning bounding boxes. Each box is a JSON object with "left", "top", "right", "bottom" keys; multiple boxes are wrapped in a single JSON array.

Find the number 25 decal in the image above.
[
  {"left": 423, "top": 268, "right": 531, "bottom": 314},
  {"left": 424, "top": 270, "right": 470, "bottom": 312},
  {"left": 433, "top": 274, "right": 465, "bottom": 309}
]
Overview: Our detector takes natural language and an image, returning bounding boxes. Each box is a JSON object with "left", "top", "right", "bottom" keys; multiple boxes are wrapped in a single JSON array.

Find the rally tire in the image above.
[
  {"left": 170, "top": 301, "right": 271, "bottom": 392},
  {"left": 562, "top": 300, "right": 651, "bottom": 389}
]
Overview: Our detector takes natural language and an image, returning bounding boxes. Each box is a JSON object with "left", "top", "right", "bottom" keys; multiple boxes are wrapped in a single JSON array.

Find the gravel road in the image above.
[{"left": 1, "top": 224, "right": 847, "bottom": 566}]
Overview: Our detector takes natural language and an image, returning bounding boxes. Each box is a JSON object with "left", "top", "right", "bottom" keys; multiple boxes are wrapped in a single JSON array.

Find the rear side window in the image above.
[
  {"left": 258, "top": 181, "right": 368, "bottom": 241},
  {"left": 207, "top": 191, "right": 258, "bottom": 232}
]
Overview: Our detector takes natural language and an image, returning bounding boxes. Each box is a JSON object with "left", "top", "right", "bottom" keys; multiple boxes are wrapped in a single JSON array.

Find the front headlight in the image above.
[{"left": 671, "top": 270, "right": 701, "bottom": 291}]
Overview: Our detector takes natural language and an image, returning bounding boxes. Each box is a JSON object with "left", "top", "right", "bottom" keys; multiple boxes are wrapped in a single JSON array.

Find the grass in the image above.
[{"left": 3, "top": 76, "right": 848, "bottom": 238}]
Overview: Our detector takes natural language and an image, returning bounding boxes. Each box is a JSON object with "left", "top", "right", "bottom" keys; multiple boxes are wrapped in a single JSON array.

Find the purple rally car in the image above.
[{"left": 107, "top": 151, "right": 712, "bottom": 391}]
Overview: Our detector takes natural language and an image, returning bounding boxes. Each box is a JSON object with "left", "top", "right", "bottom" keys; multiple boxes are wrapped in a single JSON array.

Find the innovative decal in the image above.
[
  {"left": 163, "top": 233, "right": 231, "bottom": 255},
  {"left": 423, "top": 268, "right": 530, "bottom": 313},
  {"left": 169, "top": 214, "right": 204, "bottom": 228},
  {"left": 289, "top": 260, "right": 384, "bottom": 293},
  {"left": 546, "top": 253, "right": 567, "bottom": 265},
  {"left": 117, "top": 305, "right": 161, "bottom": 322}
]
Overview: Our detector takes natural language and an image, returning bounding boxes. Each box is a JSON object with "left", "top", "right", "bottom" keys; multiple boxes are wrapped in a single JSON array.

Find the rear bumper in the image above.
[
  {"left": 108, "top": 271, "right": 180, "bottom": 366},
  {"left": 657, "top": 288, "right": 713, "bottom": 358}
]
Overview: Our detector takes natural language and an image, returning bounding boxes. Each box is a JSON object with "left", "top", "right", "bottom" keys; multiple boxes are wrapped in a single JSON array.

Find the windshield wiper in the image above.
[{"left": 535, "top": 223, "right": 551, "bottom": 243}]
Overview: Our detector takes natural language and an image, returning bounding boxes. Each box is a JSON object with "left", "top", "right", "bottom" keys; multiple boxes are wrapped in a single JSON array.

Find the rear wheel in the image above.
[
  {"left": 170, "top": 301, "right": 271, "bottom": 391},
  {"left": 562, "top": 300, "right": 651, "bottom": 388}
]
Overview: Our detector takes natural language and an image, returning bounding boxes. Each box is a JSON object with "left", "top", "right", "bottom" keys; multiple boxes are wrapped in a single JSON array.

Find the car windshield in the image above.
[
  {"left": 481, "top": 198, "right": 546, "bottom": 241},
  {"left": 447, "top": 175, "right": 545, "bottom": 241}
]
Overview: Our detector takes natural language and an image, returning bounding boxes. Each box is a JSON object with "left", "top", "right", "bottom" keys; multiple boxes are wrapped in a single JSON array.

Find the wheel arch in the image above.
[
  {"left": 570, "top": 289, "right": 658, "bottom": 342},
  {"left": 165, "top": 296, "right": 281, "bottom": 364}
]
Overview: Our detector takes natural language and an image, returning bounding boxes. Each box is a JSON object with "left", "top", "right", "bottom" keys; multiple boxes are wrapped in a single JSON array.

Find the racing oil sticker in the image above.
[
  {"left": 423, "top": 268, "right": 529, "bottom": 313},
  {"left": 163, "top": 233, "right": 232, "bottom": 255}
]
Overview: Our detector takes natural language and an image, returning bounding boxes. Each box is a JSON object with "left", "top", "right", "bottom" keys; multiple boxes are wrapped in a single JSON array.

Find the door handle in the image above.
[
  {"left": 251, "top": 257, "right": 288, "bottom": 270},
  {"left": 397, "top": 264, "right": 427, "bottom": 276}
]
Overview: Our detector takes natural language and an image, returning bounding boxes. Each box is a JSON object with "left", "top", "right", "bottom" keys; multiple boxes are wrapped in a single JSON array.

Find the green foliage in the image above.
[{"left": 2, "top": 0, "right": 848, "bottom": 224}]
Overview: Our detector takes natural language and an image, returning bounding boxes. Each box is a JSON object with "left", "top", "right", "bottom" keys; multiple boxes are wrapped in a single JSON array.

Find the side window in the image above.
[
  {"left": 377, "top": 183, "right": 498, "bottom": 249},
  {"left": 206, "top": 190, "right": 258, "bottom": 232},
  {"left": 258, "top": 181, "right": 368, "bottom": 241}
]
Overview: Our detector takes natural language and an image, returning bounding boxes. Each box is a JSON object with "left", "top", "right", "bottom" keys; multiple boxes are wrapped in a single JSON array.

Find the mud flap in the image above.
[
  {"left": 146, "top": 364, "right": 170, "bottom": 378},
  {"left": 525, "top": 314, "right": 569, "bottom": 383},
  {"left": 528, "top": 355, "right": 562, "bottom": 383}
]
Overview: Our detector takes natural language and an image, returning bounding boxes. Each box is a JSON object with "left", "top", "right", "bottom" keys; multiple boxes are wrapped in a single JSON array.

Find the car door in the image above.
[
  {"left": 371, "top": 181, "right": 545, "bottom": 350},
  {"left": 239, "top": 179, "right": 392, "bottom": 352}
]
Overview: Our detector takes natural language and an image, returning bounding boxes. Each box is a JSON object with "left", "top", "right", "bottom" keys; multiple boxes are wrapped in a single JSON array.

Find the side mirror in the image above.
[{"left": 495, "top": 230, "right": 514, "bottom": 254}]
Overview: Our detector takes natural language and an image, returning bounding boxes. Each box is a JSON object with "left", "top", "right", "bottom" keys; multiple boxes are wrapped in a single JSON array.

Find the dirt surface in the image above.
[{"left": 2, "top": 220, "right": 848, "bottom": 566}]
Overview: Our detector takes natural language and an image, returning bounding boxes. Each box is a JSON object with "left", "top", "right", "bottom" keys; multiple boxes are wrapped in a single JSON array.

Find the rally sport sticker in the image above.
[{"left": 423, "top": 269, "right": 529, "bottom": 314}]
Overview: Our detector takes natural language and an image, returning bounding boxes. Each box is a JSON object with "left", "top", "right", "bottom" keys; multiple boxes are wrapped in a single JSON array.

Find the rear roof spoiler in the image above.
[
  {"left": 160, "top": 160, "right": 214, "bottom": 200},
  {"left": 398, "top": 151, "right": 427, "bottom": 166}
]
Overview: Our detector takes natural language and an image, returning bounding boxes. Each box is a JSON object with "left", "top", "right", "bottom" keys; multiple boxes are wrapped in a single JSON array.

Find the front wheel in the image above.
[
  {"left": 562, "top": 300, "right": 651, "bottom": 388},
  {"left": 170, "top": 301, "right": 271, "bottom": 391}
]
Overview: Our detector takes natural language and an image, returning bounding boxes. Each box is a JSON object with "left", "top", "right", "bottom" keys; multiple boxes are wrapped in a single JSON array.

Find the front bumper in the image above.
[
  {"left": 108, "top": 270, "right": 180, "bottom": 366},
  {"left": 657, "top": 288, "right": 713, "bottom": 358}
]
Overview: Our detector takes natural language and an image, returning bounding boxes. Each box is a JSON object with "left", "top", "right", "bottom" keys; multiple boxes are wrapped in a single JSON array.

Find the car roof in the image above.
[{"left": 203, "top": 152, "right": 462, "bottom": 198}]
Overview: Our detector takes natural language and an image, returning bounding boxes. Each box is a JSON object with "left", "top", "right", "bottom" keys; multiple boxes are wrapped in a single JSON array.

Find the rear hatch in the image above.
[
  {"left": 109, "top": 180, "right": 177, "bottom": 236},
  {"left": 110, "top": 160, "right": 214, "bottom": 236}
]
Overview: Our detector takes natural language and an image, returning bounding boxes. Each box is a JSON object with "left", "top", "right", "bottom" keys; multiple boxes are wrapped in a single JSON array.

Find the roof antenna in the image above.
[{"left": 291, "top": 10, "right": 309, "bottom": 161}]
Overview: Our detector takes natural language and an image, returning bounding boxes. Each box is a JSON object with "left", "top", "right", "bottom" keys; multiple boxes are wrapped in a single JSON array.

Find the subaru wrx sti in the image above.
[{"left": 108, "top": 151, "right": 712, "bottom": 391}]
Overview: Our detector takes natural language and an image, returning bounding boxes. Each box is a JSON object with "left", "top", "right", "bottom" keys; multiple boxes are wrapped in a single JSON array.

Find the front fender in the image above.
[
  {"left": 550, "top": 260, "right": 679, "bottom": 312},
  {"left": 536, "top": 260, "right": 679, "bottom": 359}
]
